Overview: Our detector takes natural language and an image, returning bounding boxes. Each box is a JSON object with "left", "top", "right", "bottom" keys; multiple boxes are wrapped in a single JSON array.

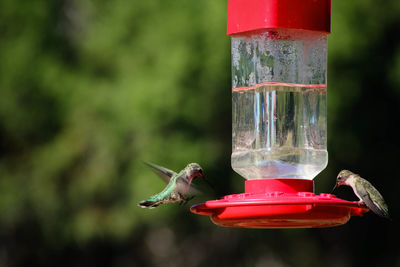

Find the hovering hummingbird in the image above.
[
  {"left": 333, "top": 170, "right": 390, "bottom": 219},
  {"left": 138, "top": 162, "right": 204, "bottom": 208}
]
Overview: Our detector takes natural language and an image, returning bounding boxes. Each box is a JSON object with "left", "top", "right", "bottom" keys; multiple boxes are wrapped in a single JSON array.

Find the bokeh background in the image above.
[{"left": 1, "top": 0, "right": 399, "bottom": 266}]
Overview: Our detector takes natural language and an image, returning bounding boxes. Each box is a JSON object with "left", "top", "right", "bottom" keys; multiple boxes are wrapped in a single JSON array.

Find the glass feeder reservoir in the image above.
[
  {"left": 191, "top": 0, "right": 368, "bottom": 228},
  {"left": 231, "top": 28, "right": 328, "bottom": 180}
]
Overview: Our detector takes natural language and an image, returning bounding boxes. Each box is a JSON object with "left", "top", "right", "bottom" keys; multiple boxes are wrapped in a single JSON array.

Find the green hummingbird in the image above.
[
  {"left": 138, "top": 162, "right": 204, "bottom": 208},
  {"left": 334, "top": 170, "right": 390, "bottom": 219}
]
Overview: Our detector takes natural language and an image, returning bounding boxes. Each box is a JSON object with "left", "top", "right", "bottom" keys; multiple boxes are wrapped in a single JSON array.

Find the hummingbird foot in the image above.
[
  {"left": 185, "top": 196, "right": 195, "bottom": 202},
  {"left": 356, "top": 200, "right": 366, "bottom": 209},
  {"left": 179, "top": 196, "right": 195, "bottom": 206}
]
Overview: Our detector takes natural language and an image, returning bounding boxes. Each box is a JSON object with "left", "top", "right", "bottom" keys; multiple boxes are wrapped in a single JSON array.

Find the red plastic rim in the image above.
[{"left": 190, "top": 179, "right": 369, "bottom": 228}]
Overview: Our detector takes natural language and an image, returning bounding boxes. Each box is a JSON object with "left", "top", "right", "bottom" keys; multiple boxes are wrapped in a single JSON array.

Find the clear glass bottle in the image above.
[{"left": 231, "top": 29, "right": 328, "bottom": 180}]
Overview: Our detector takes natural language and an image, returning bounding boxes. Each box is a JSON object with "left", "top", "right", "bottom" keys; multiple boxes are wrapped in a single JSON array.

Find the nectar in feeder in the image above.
[{"left": 191, "top": 0, "right": 368, "bottom": 228}]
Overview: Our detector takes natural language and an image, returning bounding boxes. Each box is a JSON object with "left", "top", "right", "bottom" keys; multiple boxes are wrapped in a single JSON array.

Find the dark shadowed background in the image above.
[{"left": 0, "top": 0, "right": 399, "bottom": 266}]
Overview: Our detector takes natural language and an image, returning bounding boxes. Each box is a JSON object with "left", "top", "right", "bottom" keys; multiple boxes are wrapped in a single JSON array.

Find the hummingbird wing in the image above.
[
  {"left": 145, "top": 162, "right": 202, "bottom": 195},
  {"left": 176, "top": 176, "right": 202, "bottom": 196},
  {"left": 355, "top": 178, "right": 390, "bottom": 219},
  {"left": 144, "top": 162, "right": 177, "bottom": 183}
]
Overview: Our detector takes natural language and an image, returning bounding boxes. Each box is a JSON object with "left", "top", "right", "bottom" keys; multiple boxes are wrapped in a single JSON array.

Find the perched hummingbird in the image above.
[
  {"left": 334, "top": 170, "right": 390, "bottom": 219},
  {"left": 138, "top": 162, "right": 204, "bottom": 208}
]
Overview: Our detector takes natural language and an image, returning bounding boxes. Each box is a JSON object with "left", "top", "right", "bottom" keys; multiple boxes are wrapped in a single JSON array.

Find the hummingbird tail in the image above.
[{"left": 138, "top": 200, "right": 159, "bottom": 208}]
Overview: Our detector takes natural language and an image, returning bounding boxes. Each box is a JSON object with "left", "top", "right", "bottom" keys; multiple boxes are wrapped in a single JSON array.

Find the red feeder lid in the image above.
[
  {"left": 227, "top": 0, "right": 331, "bottom": 35},
  {"left": 191, "top": 179, "right": 369, "bottom": 228}
]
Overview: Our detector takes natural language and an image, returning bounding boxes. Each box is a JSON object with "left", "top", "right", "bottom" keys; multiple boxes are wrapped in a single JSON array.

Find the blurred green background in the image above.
[{"left": 0, "top": 0, "right": 399, "bottom": 266}]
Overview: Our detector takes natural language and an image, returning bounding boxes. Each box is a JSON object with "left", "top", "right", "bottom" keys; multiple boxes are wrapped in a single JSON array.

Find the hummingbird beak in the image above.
[{"left": 330, "top": 183, "right": 338, "bottom": 194}]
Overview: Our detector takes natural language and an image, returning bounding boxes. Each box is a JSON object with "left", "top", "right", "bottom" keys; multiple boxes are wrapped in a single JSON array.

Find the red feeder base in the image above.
[{"left": 190, "top": 179, "right": 369, "bottom": 228}]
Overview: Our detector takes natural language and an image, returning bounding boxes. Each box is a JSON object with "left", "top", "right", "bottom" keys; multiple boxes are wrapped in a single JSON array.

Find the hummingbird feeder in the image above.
[{"left": 190, "top": 0, "right": 369, "bottom": 228}]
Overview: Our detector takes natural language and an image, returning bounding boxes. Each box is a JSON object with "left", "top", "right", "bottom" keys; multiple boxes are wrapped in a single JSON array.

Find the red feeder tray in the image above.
[{"left": 191, "top": 179, "right": 369, "bottom": 228}]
